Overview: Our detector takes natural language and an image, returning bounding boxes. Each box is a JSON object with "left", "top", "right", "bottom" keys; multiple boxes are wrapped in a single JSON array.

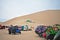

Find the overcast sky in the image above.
[{"left": 0, "top": 0, "right": 60, "bottom": 22}]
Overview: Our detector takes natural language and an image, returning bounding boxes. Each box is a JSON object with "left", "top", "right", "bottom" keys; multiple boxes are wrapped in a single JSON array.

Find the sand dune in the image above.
[{"left": 2, "top": 10, "right": 60, "bottom": 28}]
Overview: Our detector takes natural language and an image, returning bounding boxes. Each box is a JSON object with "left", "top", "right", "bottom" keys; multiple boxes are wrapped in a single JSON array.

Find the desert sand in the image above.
[{"left": 0, "top": 29, "right": 45, "bottom": 40}]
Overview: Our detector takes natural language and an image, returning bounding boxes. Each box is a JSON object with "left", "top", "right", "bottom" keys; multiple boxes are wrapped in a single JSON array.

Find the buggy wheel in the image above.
[
  {"left": 19, "top": 32, "right": 21, "bottom": 34},
  {"left": 39, "top": 33, "right": 42, "bottom": 37}
]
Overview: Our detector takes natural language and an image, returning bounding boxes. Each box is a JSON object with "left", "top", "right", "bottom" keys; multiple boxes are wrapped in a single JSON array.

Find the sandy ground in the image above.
[{"left": 0, "top": 29, "right": 46, "bottom": 40}]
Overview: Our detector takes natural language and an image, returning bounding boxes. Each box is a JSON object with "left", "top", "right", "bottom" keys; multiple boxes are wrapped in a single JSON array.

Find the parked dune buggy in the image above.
[
  {"left": 8, "top": 26, "right": 21, "bottom": 35},
  {"left": 46, "top": 26, "right": 59, "bottom": 40},
  {"left": 0, "top": 25, "right": 5, "bottom": 29},
  {"left": 35, "top": 25, "right": 47, "bottom": 37}
]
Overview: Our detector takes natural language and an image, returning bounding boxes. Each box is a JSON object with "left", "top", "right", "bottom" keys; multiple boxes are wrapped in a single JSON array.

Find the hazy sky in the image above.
[{"left": 0, "top": 0, "right": 60, "bottom": 22}]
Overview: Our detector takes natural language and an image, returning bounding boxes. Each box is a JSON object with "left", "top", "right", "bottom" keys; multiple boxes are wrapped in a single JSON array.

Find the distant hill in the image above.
[{"left": 3, "top": 10, "right": 60, "bottom": 27}]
